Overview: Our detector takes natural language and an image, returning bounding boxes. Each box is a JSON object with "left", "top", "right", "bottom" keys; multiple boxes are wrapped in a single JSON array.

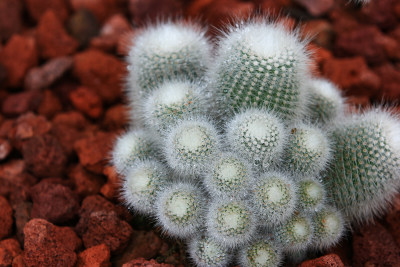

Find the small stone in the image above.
[
  {"left": 70, "top": 0, "right": 125, "bottom": 22},
  {"left": 353, "top": 222, "right": 400, "bottom": 267},
  {"left": 122, "top": 258, "right": 175, "bottom": 267},
  {"left": 67, "top": 9, "right": 100, "bottom": 48},
  {"left": 374, "top": 64, "right": 400, "bottom": 101},
  {"left": 361, "top": 0, "right": 398, "bottom": 31},
  {"left": 0, "top": 247, "right": 12, "bottom": 267},
  {"left": 129, "top": 0, "right": 182, "bottom": 25},
  {"left": 53, "top": 111, "right": 88, "bottom": 130},
  {"left": 0, "top": 196, "right": 13, "bottom": 239},
  {"left": 23, "top": 218, "right": 81, "bottom": 267},
  {"left": 73, "top": 50, "right": 125, "bottom": 104},
  {"left": 1, "top": 91, "right": 42, "bottom": 117},
  {"left": 386, "top": 194, "right": 400, "bottom": 247},
  {"left": 36, "top": 11, "right": 79, "bottom": 59},
  {"left": 37, "top": 90, "right": 63, "bottom": 119},
  {"left": 303, "top": 20, "right": 334, "bottom": 49},
  {"left": 0, "top": 35, "right": 38, "bottom": 87},
  {"left": 74, "top": 131, "right": 114, "bottom": 174},
  {"left": 100, "top": 166, "right": 120, "bottom": 200},
  {"left": 51, "top": 124, "right": 85, "bottom": 157},
  {"left": 102, "top": 104, "right": 128, "bottom": 131},
  {"left": 68, "top": 164, "right": 104, "bottom": 198},
  {"left": 30, "top": 179, "right": 80, "bottom": 224},
  {"left": 0, "top": 0, "right": 23, "bottom": 42},
  {"left": 299, "top": 254, "right": 344, "bottom": 267},
  {"left": 0, "top": 138, "right": 12, "bottom": 161},
  {"left": 77, "top": 244, "right": 111, "bottom": 267},
  {"left": 0, "top": 238, "right": 22, "bottom": 258},
  {"left": 322, "top": 57, "right": 381, "bottom": 97},
  {"left": 69, "top": 87, "right": 103, "bottom": 119},
  {"left": 294, "top": 0, "right": 334, "bottom": 16},
  {"left": 25, "top": 0, "right": 69, "bottom": 22},
  {"left": 24, "top": 57, "right": 73, "bottom": 91},
  {"left": 22, "top": 134, "right": 67, "bottom": 178}
]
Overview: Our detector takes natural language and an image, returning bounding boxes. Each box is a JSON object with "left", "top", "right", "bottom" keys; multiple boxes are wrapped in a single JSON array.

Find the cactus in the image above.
[{"left": 113, "top": 18, "right": 400, "bottom": 267}]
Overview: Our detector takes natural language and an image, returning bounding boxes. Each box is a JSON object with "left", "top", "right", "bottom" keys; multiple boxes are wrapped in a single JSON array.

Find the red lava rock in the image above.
[
  {"left": 1, "top": 91, "right": 42, "bottom": 117},
  {"left": 67, "top": 9, "right": 100, "bottom": 48},
  {"left": 299, "top": 254, "right": 344, "bottom": 267},
  {"left": 25, "top": 0, "right": 69, "bottom": 22},
  {"left": 129, "top": 0, "right": 183, "bottom": 25},
  {"left": 30, "top": 179, "right": 80, "bottom": 224},
  {"left": 330, "top": 9, "right": 361, "bottom": 33},
  {"left": 303, "top": 20, "right": 334, "bottom": 49},
  {"left": 361, "top": 0, "right": 398, "bottom": 31},
  {"left": 24, "top": 57, "right": 73, "bottom": 91},
  {"left": 37, "top": 90, "right": 63, "bottom": 119},
  {"left": 91, "top": 14, "right": 131, "bottom": 52},
  {"left": 385, "top": 194, "right": 400, "bottom": 247},
  {"left": 0, "top": 35, "right": 38, "bottom": 87},
  {"left": 353, "top": 221, "right": 400, "bottom": 267},
  {"left": 22, "top": 134, "right": 67, "bottom": 178},
  {"left": 374, "top": 64, "right": 400, "bottom": 101},
  {"left": 68, "top": 164, "right": 104, "bottom": 198},
  {"left": 0, "top": 138, "right": 12, "bottom": 161},
  {"left": 294, "top": 0, "right": 334, "bottom": 17},
  {"left": 0, "top": 247, "right": 12, "bottom": 267},
  {"left": 70, "top": 0, "right": 125, "bottom": 22},
  {"left": 53, "top": 111, "right": 88, "bottom": 130},
  {"left": 78, "top": 195, "right": 117, "bottom": 220},
  {"left": 0, "top": 238, "right": 22, "bottom": 259},
  {"left": 23, "top": 218, "right": 81, "bottom": 267},
  {"left": 322, "top": 57, "right": 381, "bottom": 97},
  {"left": 69, "top": 86, "right": 103, "bottom": 119},
  {"left": 77, "top": 243, "right": 111, "bottom": 267},
  {"left": 122, "top": 258, "right": 175, "bottom": 267},
  {"left": 0, "top": 196, "right": 13, "bottom": 239},
  {"left": 102, "top": 104, "right": 128, "bottom": 131},
  {"left": 100, "top": 166, "right": 120, "bottom": 200},
  {"left": 51, "top": 124, "right": 85, "bottom": 157},
  {"left": 73, "top": 50, "right": 125, "bottom": 104},
  {"left": 8, "top": 112, "right": 52, "bottom": 151},
  {"left": 79, "top": 210, "right": 133, "bottom": 254},
  {"left": 12, "top": 255, "right": 25, "bottom": 267},
  {"left": 0, "top": 0, "right": 23, "bottom": 42},
  {"left": 114, "top": 231, "right": 163, "bottom": 266},
  {"left": 36, "top": 11, "right": 79, "bottom": 59},
  {"left": 74, "top": 131, "right": 114, "bottom": 174}
]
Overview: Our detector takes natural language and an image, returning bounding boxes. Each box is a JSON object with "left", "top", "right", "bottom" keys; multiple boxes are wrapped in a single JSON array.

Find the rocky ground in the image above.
[{"left": 0, "top": 0, "right": 400, "bottom": 266}]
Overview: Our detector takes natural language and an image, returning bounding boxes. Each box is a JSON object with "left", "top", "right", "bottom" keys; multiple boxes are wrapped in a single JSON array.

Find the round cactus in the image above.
[
  {"left": 326, "top": 109, "right": 400, "bottom": 223},
  {"left": 285, "top": 124, "right": 331, "bottom": 176},
  {"left": 188, "top": 235, "right": 232, "bottom": 267},
  {"left": 164, "top": 117, "right": 220, "bottom": 176},
  {"left": 121, "top": 159, "right": 168, "bottom": 215},
  {"left": 142, "top": 79, "right": 206, "bottom": 132},
  {"left": 209, "top": 20, "right": 310, "bottom": 120},
  {"left": 252, "top": 172, "right": 297, "bottom": 226},
  {"left": 206, "top": 198, "right": 256, "bottom": 248},
  {"left": 297, "top": 177, "right": 326, "bottom": 211},
  {"left": 111, "top": 129, "right": 157, "bottom": 175},
  {"left": 203, "top": 152, "right": 253, "bottom": 199},
  {"left": 238, "top": 238, "right": 283, "bottom": 267},
  {"left": 155, "top": 182, "right": 205, "bottom": 238},
  {"left": 226, "top": 108, "right": 286, "bottom": 167},
  {"left": 312, "top": 206, "right": 345, "bottom": 250}
]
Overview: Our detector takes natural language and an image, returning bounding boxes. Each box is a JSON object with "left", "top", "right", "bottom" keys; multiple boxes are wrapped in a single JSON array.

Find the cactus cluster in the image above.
[{"left": 113, "top": 19, "right": 400, "bottom": 266}]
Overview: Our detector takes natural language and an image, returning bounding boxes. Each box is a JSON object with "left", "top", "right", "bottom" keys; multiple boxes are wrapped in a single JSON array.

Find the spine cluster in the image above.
[{"left": 113, "top": 18, "right": 399, "bottom": 267}]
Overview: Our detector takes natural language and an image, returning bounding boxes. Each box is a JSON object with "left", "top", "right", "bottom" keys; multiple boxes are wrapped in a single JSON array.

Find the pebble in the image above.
[
  {"left": 122, "top": 258, "right": 176, "bottom": 267},
  {"left": 0, "top": 35, "right": 38, "bottom": 87},
  {"left": 68, "top": 164, "right": 104, "bottom": 198},
  {"left": 37, "top": 90, "right": 63, "bottom": 119},
  {"left": 1, "top": 91, "right": 42, "bottom": 117},
  {"left": 0, "top": 238, "right": 22, "bottom": 259},
  {"left": 77, "top": 243, "right": 111, "bottom": 267},
  {"left": 294, "top": 0, "right": 334, "bottom": 17},
  {"left": 129, "top": 0, "right": 182, "bottom": 25},
  {"left": 70, "top": 0, "right": 124, "bottom": 22},
  {"left": 23, "top": 218, "right": 81, "bottom": 267},
  {"left": 30, "top": 179, "right": 80, "bottom": 223},
  {"left": 25, "top": 0, "right": 69, "bottom": 22},
  {"left": 373, "top": 64, "right": 400, "bottom": 101},
  {"left": 361, "top": 0, "right": 398, "bottom": 31},
  {"left": 102, "top": 104, "right": 128, "bottom": 131},
  {"left": 299, "top": 254, "right": 344, "bottom": 267},
  {"left": 0, "top": 196, "right": 13, "bottom": 239},
  {"left": 67, "top": 9, "right": 100, "bottom": 48},
  {"left": 0, "top": 138, "right": 12, "bottom": 161},
  {"left": 73, "top": 50, "right": 125, "bottom": 104},
  {"left": 69, "top": 86, "right": 103, "bottom": 119},
  {"left": 0, "top": 0, "right": 23, "bottom": 42},
  {"left": 303, "top": 20, "right": 334, "bottom": 49},
  {"left": 36, "top": 11, "right": 79, "bottom": 59},
  {"left": 24, "top": 57, "right": 73, "bottom": 91}
]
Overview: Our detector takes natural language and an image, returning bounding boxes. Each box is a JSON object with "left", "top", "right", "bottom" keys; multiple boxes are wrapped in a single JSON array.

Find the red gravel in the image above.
[{"left": 0, "top": 0, "right": 400, "bottom": 266}]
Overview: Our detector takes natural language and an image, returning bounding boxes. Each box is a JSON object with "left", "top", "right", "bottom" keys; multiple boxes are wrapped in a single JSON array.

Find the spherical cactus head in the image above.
[
  {"left": 164, "top": 117, "right": 220, "bottom": 176},
  {"left": 307, "top": 78, "right": 344, "bottom": 124},
  {"left": 239, "top": 237, "right": 283, "bottom": 267},
  {"left": 142, "top": 80, "right": 206, "bottom": 132},
  {"left": 209, "top": 19, "right": 310, "bottom": 120},
  {"left": 155, "top": 182, "right": 205, "bottom": 238},
  {"left": 121, "top": 159, "right": 168, "bottom": 215},
  {"left": 285, "top": 124, "right": 331, "bottom": 176},
  {"left": 297, "top": 177, "right": 326, "bottom": 211},
  {"left": 275, "top": 213, "right": 313, "bottom": 253},
  {"left": 226, "top": 108, "right": 286, "bottom": 168},
  {"left": 326, "top": 109, "right": 400, "bottom": 223},
  {"left": 252, "top": 172, "right": 297, "bottom": 226},
  {"left": 206, "top": 198, "right": 256, "bottom": 248},
  {"left": 188, "top": 235, "right": 232, "bottom": 267},
  {"left": 203, "top": 152, "right": 253, "bottom": 198},
  {"left": 312, "top": 206, "right": 345, "bottom": 250},
  {"left": 112, "top": 129, "right": 157, "bottom": 175}
]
